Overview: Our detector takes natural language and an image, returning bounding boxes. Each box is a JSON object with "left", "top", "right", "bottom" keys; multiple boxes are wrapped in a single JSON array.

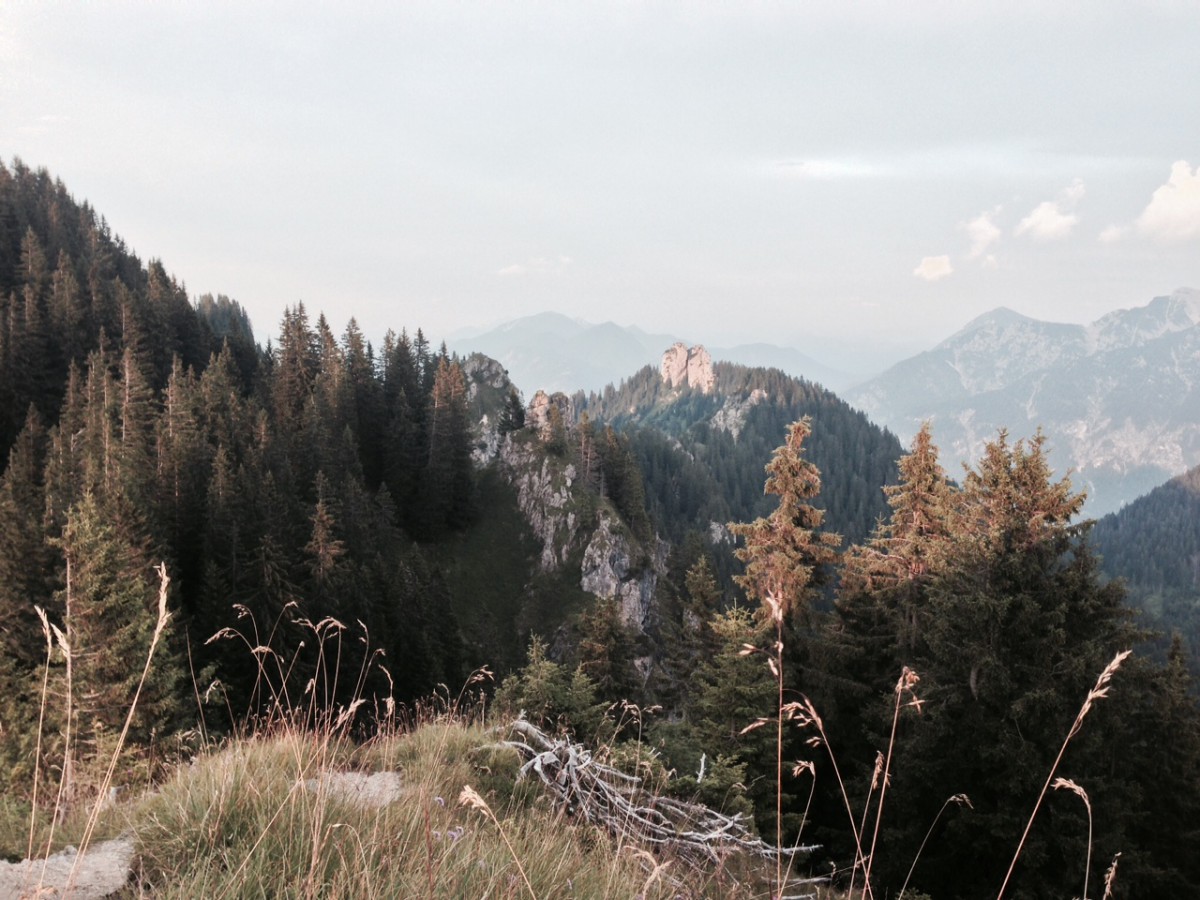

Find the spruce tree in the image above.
[
  {"left": 867, "top": 431, "right": 1136, "bottom": 899},
  {"left": 54, "top": 492, "right": 186, "bottom": 758}
]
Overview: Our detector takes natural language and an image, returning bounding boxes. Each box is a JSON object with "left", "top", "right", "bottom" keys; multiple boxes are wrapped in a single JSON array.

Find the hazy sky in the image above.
[{"left": 3, "top": 2, "right": 1198, "bottom": 366}]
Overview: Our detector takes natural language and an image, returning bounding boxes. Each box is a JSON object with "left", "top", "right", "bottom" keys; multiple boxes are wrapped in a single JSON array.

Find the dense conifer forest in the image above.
[
  {"left": 1092, "top": 465, "right": 1200, "bottom": 670},
  {"left": 4, "top": 160, "right": 1200, "bottom": 898}
]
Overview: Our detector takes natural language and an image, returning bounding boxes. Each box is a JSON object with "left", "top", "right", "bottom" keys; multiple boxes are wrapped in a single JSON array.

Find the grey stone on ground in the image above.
[
  {"left": 303, "top": 771, "right": 405, "bottom": 808},
  {"left": 0, "top": 837, "right": 134, "bottom": 899}
]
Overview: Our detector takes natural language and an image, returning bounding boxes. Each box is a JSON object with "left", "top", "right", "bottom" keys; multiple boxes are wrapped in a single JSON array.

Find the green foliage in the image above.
[
  {"left": 497, "top": 386, "right": 526, "bottom": 435},
  {"left": 493, "top": 637, "right": 604, "bottom": 737},
  {"left": 1091, "top": 463, "right": 1200, "bottom": 676},
  {"left": 831, "top": 428, "right": 1200, "bottom": 899},
  {"left": 576, "top": 596, "right": 645, "bottom": 705}
]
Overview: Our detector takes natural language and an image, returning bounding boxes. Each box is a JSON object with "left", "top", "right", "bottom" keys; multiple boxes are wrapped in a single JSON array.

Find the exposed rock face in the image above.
[
  {"left": 526, "top": 390, "right": 574, "bottom": 441},
  {"left": 580, "top": 514, "right": 667, "bottom": 630},
  {"left": 710, "top": 388, "right": 768, "bottom": 440},
  {"left": 687, "top": 346, "right": 716, "bottom": 394},
  {"left": 462, "top": 353, "right": 513, "bottom": 465},
  {"left": 472, "top": 414, "right": 501, "bottom": 465},
  {"left": 661, "top": 342, "right": 690, "bottom": 388},
  {"left": 0, "top": 838, "right": 134, "bottom": 900},
  {"left": 462, "top": 354, "right": 509, "bottom": 400},
  {"left": 660, "top": 343, "right": 715, "bottom": 394},
  {"left": 708, "top": 520, "right": 734, "bottom": 545},
  {"left": 499, "top": 438, "right": 580, "bottom": 570}
]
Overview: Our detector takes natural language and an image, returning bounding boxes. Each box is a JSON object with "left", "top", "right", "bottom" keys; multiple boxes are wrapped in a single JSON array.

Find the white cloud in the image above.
[
  {"left": 964, "top": 211, "right": 1001, "bottom": 259},
  {"left": 497, "top": 255, "right": 572, "bottom": 277},
  {"left": 913, "top": 255, "right": 953, "bottom": 281},
  {"left": 1016, "top": 202, "right": 1077, "bottom": 240},
  {"left": 1015, "top": 179, "right": 1084, "bottom": 241},
  {"left": 1098, "top": 224, "right": 1127, "bottom": 243},
  {"left": 1061, "top": 178, "right": 1086, "bottom": 205},
  {"left": 1135, "top": 160, "right": 1200, "bottom": 241},
  {"left": 773, "top": 158, "right": 888, "bottom": 179}
]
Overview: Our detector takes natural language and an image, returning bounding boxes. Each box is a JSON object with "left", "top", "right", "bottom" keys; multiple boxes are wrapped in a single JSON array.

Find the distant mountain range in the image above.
[
  {"left": 449, "top": 312, "right": 856, "bottom": 396},
  {"left": 845, "top": 288, "right": 1200, "bottom": 517}
]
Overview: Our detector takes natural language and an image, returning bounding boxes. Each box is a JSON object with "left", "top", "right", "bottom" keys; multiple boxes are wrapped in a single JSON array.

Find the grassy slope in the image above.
[{"left": 2, "top": 717, "right": 836, "bottom": 899}]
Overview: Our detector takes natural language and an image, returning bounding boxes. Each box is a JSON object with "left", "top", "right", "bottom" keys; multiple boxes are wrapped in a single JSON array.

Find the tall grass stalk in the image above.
[
  {"left": 1052, "top": 777, "right": 1093, "bottom": 900},
  {"left": 28, "top": 606, "right": 54, "bottom": 863},
  {"left": 996, "top": 649, "right": 1131, "bottom": 900},
  {"left": 861, "top": 667, "right": 921, "bottom": 897},
  {"left": 897, "top": 793, "right": 971, "bottom": 899},
  {"left": 786, "top": 696, "right": 873, "bottom": 900},
  {"left": 36, "top": 618, "right": 72, "bottom": 893},
  {"left": 459, "top": 784, "right": 538, "bottom": 900},
  {"left": 1102, "top": 852, "right": 1121, "bottom": 899},
  {"left": 737, "top": 591, "right": 789, "bottom": 897}
]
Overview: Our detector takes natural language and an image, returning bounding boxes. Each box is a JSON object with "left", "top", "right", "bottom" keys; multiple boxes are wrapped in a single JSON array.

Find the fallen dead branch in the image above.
[{"left": 498, "top": 719, "right": 823, "bottom": 879}]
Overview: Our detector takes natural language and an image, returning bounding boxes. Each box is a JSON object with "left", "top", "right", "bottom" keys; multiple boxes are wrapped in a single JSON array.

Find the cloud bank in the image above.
[{"left": 1135, "top": 160, "right": 1200, "bottom": 241}]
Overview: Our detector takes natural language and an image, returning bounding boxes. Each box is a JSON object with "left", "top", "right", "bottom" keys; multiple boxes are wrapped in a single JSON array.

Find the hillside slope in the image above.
[{"left": 580, "top": 349, "right": 902, "bottom": 549}]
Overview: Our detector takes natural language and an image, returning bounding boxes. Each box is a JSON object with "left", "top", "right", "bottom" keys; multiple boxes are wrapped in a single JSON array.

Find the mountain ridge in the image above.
[
  {"left": 451, "top": 311, "right": 856, "bottom": 396},
  {"left": 846, "top": 287, "right": 1200, "bottom": 516}
]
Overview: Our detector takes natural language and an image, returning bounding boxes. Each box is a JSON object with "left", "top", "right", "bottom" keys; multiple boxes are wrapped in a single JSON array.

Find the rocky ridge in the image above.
[
  {"left": 660, "top": 343, "right": 716, "bottom": 394},
  {"left": 846, "top": 288, "right": 1200, "bottom": 515}
]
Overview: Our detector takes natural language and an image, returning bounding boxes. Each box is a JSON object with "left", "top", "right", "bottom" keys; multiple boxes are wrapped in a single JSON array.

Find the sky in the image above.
[{"left": 2, "top": 1, "right": 1199, "bottom": 370}]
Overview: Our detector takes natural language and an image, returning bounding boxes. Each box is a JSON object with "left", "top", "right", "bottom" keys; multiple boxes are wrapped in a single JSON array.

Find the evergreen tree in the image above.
[
  {"left": 498, "top": 387, "right": 526, "bottom": 436},
  {"left": 54, "top": 492, "right": 186, "bottom": 754},
  {"left": 576, "top": 596, "right": 643, "bottom": 705},
  {"left": 730, "top": 418, "right": 841, "bottom": 625},
  {"left": 0, "top": 405, "right": 50, "bottom": 666},
  {"left": 866, "top": 431, "right": 1136, "bottom": 899}
]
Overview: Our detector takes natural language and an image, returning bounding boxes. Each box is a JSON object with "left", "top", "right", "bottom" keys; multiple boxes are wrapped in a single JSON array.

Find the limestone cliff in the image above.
[
  {"left": 660, "top": 343, "right": 715, "bottom": 394},
  {"left": 526, "top": 389, "right": 574, "bottom": 441},
  {"left": 580, "top": 514, "right": 668, "bottom": 630},
  {"left": 710, "top": 388, "right": 768, "bottom": 440},
  {"left": 463, "top": 354, "right": 513, "bottom": 464},
  {"left": 494, "top": 430, "right": 665, "bottom": 631},
  {"left": 465, "top": 355, "right": 666, "bottom": 631},
  {"left": 497, "top": 436, "right": 582, "bottom": 571}
]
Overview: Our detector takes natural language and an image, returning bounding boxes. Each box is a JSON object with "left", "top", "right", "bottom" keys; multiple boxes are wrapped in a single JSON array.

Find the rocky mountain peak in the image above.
[
  {"left": 846, "top": 288, "right": 1200, "bottom": 516},
  {"left": 526, "top": 389, "right": 573, "bottom": 441},
  {"left": 1086, "top": 287, "right": 1200, "bottom": 352},
  {"left": 660, "top": 343, "right": 715, "bottom": 394}
]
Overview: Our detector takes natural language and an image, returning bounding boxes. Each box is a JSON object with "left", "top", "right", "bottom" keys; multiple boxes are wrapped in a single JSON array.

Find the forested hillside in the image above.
[
  {"left": 0, "top": 161, "right": 492, "bottom": 783},
  {"left": 1092, "top": 465, "right": 1200, "bottom": 668},
  {"left": 580, "top": 361, "right": 901, "bottom": 545}
]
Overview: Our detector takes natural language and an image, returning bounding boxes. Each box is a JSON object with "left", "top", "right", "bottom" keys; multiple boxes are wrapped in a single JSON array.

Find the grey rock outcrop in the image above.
[
  {"left": 499, "top": 438, "right": 580, "bottom": 571},
  {"left": 661, "top": 343, "right": 715, "bottom": 394},
  {"left": 526, "top": 390, "right": 574, "bottom": 441},
  {"left": 462, "top": 353, "right": 509, "bottom": 400},
  {"left": 472, "top": 414, "right": 501, "bottom": 465},
  {"left": 580, "top": 514, "right": 667, "bottom": 630},
  {"left": 0, "top": 838, "right": 134, "bottom": 900},
  {"left": 710, "top": 388, "right": 768, "bottom": 440}
]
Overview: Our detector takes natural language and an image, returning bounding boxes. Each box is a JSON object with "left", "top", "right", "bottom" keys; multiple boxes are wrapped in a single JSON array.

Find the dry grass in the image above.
[{"left": 8, "top": 575, "right": 816, "bottom": 899}]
